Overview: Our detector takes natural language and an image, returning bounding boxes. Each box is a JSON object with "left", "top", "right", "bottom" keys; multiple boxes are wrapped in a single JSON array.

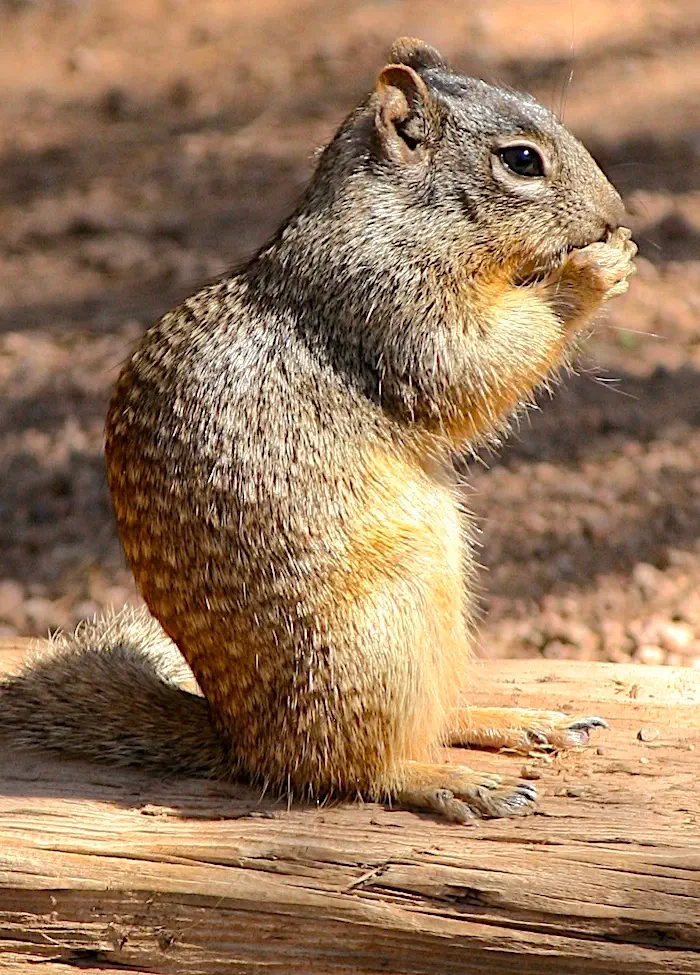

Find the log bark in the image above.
[{"left": 0, "top": 639, "right": 699, "bottom": 974}]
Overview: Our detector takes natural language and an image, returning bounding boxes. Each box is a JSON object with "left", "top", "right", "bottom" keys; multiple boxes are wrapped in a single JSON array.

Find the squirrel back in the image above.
[{"left": 0, "top": 39, "right": 634, "bottom": 818}]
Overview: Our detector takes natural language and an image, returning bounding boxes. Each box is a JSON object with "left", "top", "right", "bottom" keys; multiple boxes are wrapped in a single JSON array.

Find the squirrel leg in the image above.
[
  {"left": 394, "top": 760, "right": 537, "bottom": 824},
  {"left": 447, "top": 707, "right": 608, "bottom": 753}
]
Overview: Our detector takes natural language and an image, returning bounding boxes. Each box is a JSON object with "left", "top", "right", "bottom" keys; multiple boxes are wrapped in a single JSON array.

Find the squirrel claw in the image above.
[
  {"left": 568, "top": 716, "right": 609, "bottom": 731},
  {"left": 506, "top": 713, "right": 609, "bottom": 753},
  {"left": 463, "top": 779, "right": 538, "bottom": 818},
  {"left": 541, "top": 715, "right": 609, "bottom": 750}
]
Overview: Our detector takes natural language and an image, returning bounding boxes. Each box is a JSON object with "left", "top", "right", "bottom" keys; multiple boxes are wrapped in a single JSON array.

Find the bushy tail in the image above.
[{"left": 0, "top": 608, "right": 232, "bottom": 779}]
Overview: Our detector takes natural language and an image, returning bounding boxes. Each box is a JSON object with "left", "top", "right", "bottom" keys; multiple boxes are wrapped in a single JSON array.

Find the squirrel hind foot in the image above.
[{"left": 395, "top": 761, "right": 538, "bottom": 824}]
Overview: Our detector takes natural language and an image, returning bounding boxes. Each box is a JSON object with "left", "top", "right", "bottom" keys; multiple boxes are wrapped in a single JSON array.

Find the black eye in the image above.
[{"left": 498, "top": 144, "right": 546, "bottom": 178}]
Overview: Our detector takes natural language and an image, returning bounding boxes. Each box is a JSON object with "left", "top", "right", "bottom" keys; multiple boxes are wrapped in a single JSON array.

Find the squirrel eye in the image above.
[{"left": 497, "top": 144, "right": 547, "bottom": 178}]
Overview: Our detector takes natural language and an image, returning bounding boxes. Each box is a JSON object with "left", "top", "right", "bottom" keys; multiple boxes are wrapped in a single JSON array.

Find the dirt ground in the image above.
[{"left": 1, "top": 0, "right": 699, "bottom": 669}]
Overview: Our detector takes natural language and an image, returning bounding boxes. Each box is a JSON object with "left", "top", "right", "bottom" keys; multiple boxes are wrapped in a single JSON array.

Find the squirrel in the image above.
[{"left": 0, "top": 38, "right": 636, "bottom": 823}]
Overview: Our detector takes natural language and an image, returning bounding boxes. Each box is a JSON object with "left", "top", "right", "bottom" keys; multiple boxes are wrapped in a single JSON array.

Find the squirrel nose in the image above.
[{"left": 585, "top": 186, "right": 626, "bottom": 244}]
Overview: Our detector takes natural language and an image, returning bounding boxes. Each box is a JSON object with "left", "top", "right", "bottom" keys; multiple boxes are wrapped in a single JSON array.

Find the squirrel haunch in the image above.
[{"left": 0, "top": 39, "right": 636, "bottom": 822}]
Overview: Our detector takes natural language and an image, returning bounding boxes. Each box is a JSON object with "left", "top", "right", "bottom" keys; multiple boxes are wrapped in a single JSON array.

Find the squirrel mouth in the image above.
[{"left": 513, "top": 227, "right": 614, "bottom": 287}]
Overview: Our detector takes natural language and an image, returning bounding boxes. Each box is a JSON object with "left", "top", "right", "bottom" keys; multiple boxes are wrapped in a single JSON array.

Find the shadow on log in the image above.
[{"left": 0, "top": 640, "right": 699, "bottom": 974}]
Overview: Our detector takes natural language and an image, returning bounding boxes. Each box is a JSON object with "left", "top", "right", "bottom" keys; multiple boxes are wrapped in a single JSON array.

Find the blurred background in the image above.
[{"left": 0, "top": 0, "right": 699, "bottom": 667}]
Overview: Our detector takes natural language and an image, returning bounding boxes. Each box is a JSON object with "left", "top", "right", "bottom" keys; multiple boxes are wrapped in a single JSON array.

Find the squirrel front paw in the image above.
[{"left": 562, "top": 226, "right": 638, "bottom": 301}]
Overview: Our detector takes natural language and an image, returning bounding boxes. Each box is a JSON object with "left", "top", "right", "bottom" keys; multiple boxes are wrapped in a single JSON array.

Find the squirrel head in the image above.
[
  {"left": 252, "top": 39, "right": 630, "bottom": 441},
  {"left": 309, "top": 37, "right": 624, "bottom": 281}
]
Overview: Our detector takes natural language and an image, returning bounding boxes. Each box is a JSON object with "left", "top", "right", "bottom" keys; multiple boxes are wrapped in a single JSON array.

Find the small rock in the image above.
[
  {"left": 599, "top": 619, "right": 630, "bottom": 654},
  {"left": 657, "top": 621, "right": 695, "bottom": 654},
  {"left": 581, "top": 509, "right": 612, "bottom": 541},
  {"left": 632, "top": 563, "right": 666, "bottom": 599},
  {"left": 553, "top": 554, "right": 575, "bottom": 579},
  {"left": 28, "top": 500, "right": 55, "bottom": 525},
  {"left": 23, "top": 597, "right": 56, "bottom": 631},
  {"left": 170, "top": 78, "right": 193, "bottom": 109},
  {"left": 664, "top": 652, "right": 687, "bottom": 668},
  {"left": 100, "top": 586, "right": 133, "bottom": 610},
  {"left": 633, "top": 644, "right": 666, "bottom": 666},
  {"left": 0, "top": 579, "right": 25, "bottom": 618},
  {"left": 676, "top": 594, "right": 700, "bottom": 627},
  {"left": 628, "top": 615, "right": 666, "bottom": 648},
  {"left": 542, "top": 640, "right": 570, "bottom": 660},
  {"left": 559, "top": 620, "right": 598, "bottom": 654},
  {"left": 66, "top": 47, "right": 98, "bottom": 74},
  {"left": 102, "top": 87, "right": 130, "bottom": 121},
  {"left": 637, "top": 727, "right": 659, "bottom": 743},
  {"left": 606, "top": 646, "right": 633, "bottom": 664},
  {"left": 72, "top": 600, "right": 101, "bottom": 623},
  {"left": 541, "top": 619, "right": 598, "bottom": 660}
]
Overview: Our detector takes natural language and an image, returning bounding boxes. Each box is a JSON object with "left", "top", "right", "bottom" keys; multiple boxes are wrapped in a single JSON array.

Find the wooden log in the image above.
[{"left": 0, "top": 639, "right": 699, "bottom": 974}]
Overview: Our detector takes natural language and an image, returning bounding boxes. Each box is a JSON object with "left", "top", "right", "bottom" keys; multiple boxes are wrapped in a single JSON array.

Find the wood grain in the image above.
[{"left": 0, "top": 640, "right": 699, "bottom": 974}]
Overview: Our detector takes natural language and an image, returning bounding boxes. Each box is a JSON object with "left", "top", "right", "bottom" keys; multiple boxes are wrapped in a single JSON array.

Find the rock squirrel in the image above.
[{"left": 0, "top": 38, "right": 636, "bottom": 823}]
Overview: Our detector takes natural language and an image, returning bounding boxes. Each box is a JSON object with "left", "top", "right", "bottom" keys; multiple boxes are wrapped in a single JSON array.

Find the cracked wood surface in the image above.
[{"left": 0, "top": 640, "right": 699, "bottom": 974}]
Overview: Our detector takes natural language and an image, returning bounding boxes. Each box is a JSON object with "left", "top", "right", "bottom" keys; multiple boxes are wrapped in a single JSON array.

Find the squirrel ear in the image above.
[
  {"left": 374, "top": 64, "right": 439, "bottom": 164},
  {"left": 389, "top": 37, "right": 448, "bottom": 72}
]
